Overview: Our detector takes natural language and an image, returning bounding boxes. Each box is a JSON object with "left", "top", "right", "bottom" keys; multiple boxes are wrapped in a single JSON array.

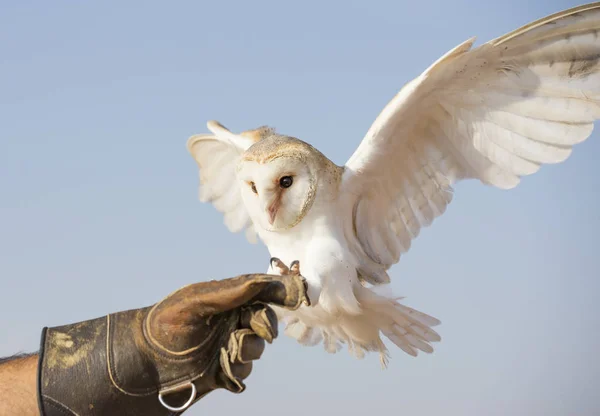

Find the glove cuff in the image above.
[{"left": 37, "top": 315, "right": 186, "bottom": 416}]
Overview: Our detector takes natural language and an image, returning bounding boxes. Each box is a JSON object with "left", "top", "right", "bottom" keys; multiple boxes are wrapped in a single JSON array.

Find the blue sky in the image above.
[{"left": 1, "top": 1, "right": 598, "bottom": 415}]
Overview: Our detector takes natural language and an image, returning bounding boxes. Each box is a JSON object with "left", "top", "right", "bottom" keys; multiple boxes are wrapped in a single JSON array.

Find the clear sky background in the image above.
[{"left": 1, "top": 1, "right": 599, "bottom": 415}]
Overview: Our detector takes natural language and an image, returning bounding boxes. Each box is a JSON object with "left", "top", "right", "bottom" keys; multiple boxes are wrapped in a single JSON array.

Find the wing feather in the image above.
[
  {"left": 342, "top": 3, "right": 600, "bottom": 283},
  {"left": 187, "top": 121, "right": 267, "bottom": 242}
]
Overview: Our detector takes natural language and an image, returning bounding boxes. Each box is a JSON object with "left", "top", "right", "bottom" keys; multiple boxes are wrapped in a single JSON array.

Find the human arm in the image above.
[{"left": 0, "top": 354, "right": 39, "bottom": 416}]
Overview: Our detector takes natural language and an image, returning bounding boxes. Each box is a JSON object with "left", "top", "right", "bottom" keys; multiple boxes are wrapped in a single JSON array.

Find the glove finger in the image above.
[
  {"left": 230, "top": 361, "right": 253, "bottom": 381},
  {"left": 150, "top": 265, "right": 308, "bottom": 330},
  {"left": 217, "top": 348, "right": 253, "bottom": 393},
  {"left": 240, "top": 305, "right": 278, "bottom": 343},
  {"left": 227, "top": 329, "right": 266, "bottom": 363},
  {"left": 239, "top": 334, "right": 265, "bottom": 362},
  {"left": 183, "top": 270, "right": 309, "bottom": 314}
]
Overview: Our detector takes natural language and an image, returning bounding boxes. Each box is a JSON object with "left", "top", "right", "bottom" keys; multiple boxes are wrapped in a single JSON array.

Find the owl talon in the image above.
[
  {"left": 269, "top": 257, "right": 289, "bottom": 275},
  {"left": 289, "top": 260, "right": 301, "bottom": 276}
]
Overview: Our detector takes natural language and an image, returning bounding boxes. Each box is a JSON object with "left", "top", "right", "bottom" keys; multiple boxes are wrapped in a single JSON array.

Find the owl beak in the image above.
[
  {"left": 265, "top": 192, "right": 282, "bottom": 225},
  {"left": 267, "top": 200, "right": 279, "bottom": 225}
]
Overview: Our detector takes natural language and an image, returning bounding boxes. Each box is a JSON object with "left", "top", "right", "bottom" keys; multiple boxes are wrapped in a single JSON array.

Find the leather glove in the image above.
[{"left": 37, "top": 259, "right": 308, "bottom": 415}]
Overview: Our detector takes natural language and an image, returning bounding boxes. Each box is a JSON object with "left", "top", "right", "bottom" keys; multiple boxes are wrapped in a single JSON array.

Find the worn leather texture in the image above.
[{"left": 38, "top": 267, "right": 308, "bottom": 415}]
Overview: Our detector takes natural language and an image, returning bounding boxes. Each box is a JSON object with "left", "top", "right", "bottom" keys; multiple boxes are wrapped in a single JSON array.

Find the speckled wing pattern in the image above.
[
  {"left": 187, "top": 121, "right": 274, "bottom": 243},
  {"left": 342, "top": 3, "right": 600, "bottom": 285}
]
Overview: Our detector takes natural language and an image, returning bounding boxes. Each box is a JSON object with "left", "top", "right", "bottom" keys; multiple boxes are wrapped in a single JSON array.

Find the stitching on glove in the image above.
[
  {"left": 106, "top": 314, "right": 222, "bottom": 395},
  {"left": 143, "top": 303, "right": 216, "bottom": 356},
  {"left": 106, "top": 315, "right": 157, "bottom": 397},
  {"left": 42, "top": 395, "right": 80, "bottom": 416}
]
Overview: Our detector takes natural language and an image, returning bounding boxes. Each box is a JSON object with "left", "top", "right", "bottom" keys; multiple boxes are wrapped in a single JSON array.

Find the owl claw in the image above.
[
  {"left": 289, "top": 260, "right": 300, "bottom": 275},
  {"left": 269, "top": 257, "right": 289, "bottom": 275}
]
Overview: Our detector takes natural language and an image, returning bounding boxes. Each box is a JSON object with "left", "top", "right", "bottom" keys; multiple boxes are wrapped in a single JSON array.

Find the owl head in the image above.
[
  {"left": 236, "top": 133, "right": 330, "bottom": 232},
  {"left": 187, "top": 122, "right": 343, "bottom": 236}
]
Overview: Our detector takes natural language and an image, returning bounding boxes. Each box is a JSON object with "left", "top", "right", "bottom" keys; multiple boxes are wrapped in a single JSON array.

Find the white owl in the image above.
[{"left": 187, "top": 3, "right": 600, "bottom": 363}]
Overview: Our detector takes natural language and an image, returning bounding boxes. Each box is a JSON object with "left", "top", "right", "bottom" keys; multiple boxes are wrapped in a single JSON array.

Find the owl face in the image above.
[{"left": 237, "top": 156, "right": 316, "bottom": 232}]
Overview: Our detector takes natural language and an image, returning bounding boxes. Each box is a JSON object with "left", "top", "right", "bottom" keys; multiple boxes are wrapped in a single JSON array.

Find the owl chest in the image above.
[{"left": 262, "top": 220, "right": 357, "bottom": 287}]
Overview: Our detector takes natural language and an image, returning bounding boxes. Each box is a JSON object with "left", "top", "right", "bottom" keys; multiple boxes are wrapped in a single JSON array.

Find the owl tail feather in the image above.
[
  {"left": 276, "top": 286, "right": 442, "bottom": 364},
  {"left": 356, "top": 286, "right": 442, "bottom": 360}
]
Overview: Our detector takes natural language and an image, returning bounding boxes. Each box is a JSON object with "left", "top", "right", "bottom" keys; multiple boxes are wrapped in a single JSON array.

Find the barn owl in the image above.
[{"left": 187, "top": 3, "right": 600, "bottom": 363}]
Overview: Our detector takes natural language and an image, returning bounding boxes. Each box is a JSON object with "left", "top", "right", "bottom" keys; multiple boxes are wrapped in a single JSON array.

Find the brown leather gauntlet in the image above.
[{"left": 37, "top": 263, "right": 308, "bottom": 416}]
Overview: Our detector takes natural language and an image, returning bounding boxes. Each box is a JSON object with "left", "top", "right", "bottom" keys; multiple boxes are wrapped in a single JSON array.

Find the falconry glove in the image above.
[{"left": 37, "top": 261, "right": 308, "bottom": 415}]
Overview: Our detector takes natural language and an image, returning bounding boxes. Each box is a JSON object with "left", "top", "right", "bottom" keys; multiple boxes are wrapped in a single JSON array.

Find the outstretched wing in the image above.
[
  {"left": 342, "top": 3, "right": 600, "bottom": 284},
  {"left": 187, "top": 121, "right": 273, "bottom": 243}
]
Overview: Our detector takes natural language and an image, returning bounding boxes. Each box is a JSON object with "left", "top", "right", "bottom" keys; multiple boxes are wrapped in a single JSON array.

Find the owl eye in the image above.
[
  {"left": 279, "top": 176, "right": 293, "bottom": 188},
  {"left": 250, "top": 182, "right": 258, "bottom": 194}
]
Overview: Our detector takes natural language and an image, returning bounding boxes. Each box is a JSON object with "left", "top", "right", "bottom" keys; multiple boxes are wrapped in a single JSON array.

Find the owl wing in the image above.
[
  {"left": 341, "top": 3, "right": 600, "bottom": 285},
  {"left": 187, "top": 121, "right": 271, "bottom": 243}
]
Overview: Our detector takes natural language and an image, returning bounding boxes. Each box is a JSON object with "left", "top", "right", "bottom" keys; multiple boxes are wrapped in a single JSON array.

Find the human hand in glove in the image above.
[{"left": 37, "top": 259, "right": 308, "bottom": 416}]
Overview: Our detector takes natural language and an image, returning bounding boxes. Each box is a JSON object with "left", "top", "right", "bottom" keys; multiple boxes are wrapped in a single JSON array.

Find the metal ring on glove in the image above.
[{"left": 158, "top": 382, "right": 197, "bottom": 412}]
